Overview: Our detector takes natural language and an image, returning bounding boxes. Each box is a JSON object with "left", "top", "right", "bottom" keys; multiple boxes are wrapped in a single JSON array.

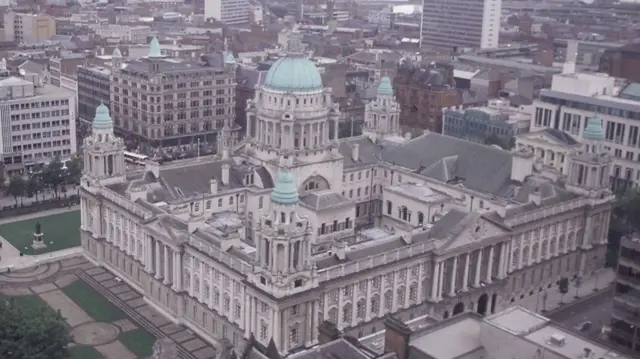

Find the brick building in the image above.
[
  {"left": 393, "top": 62, "right": 460, "bottom": 132},
  {"left": 600, "top": 43, "right": 640, "bottom": 82}
]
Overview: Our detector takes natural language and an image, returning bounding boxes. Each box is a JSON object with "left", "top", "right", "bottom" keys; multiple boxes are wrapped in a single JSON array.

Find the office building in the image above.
[
  {"left": 2, "top": 12, "right": 56, "bottom": 45},
  {"left": 204, "top": 0, "right": 249, "bottom": 25},
  {"left": 443, "top": 99, "right": 531, "bottom": 147},
  {"left": 109, "top": 37, "right": 237, "bottom": 149},
  {"left": 610, "top": 235, "right": 640, "bottom": 353},
  {"left": 77, "top": 65, "right": 111, "bottom": 125},
  {"left": 532, "top": 50, "right": 640, "bottom": 191},
  {"left": 0, "top": 75, "right": 76, "bottom": 176},
  {"left": 80, "top": 29, "right": 614, "bottom": 357},
  {"left": 420, "top": 0, "right": 500, "bottom": 49}
]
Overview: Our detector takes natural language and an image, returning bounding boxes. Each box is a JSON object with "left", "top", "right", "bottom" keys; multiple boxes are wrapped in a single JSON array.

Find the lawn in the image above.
[
  {"left": 0, "top": 210, "right": 80, "bottom": 255},
  {"left": 69, "top": 346, "right": 105, "bottom": 359},
  {"left": 61, "top": 281, "right": 126, "bottom": 322},
  {"left": 0, "top": 294, "right": 53, "bottom": 313},
  {"left": 118, "top": 329, "right": 156, "bottom": 357}
]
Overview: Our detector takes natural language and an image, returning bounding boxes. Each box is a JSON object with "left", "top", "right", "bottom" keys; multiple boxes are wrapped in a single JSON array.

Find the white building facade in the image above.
[
  {"left": 204, "top": 0, "right": 249, "bottom": 25},
  {"left": 80, "top": 29, "right": 614, "bottom": 357},
  {"left": 0, "top": 76, "right": 76, "bottom": 175},
  {"left": 532, "top": 70, "right": 640, "bottom": 191},
  {"left": 420, "top": 0, "right": 500, "bottom": 49}
]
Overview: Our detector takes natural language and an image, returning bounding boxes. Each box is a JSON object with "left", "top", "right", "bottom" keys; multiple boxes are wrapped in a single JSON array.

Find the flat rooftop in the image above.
[
  {"left": 485, "top": 305, "right": 549, "bottom": 335},
  {"left": 525, "top": 324, "right": 628, "bottom": 359},
  {"left": 410, "top": 316, "right": 483, "bottom": 359}
]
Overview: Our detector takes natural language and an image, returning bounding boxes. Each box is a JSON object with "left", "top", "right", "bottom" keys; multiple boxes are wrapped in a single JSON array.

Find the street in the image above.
[{"left": 547, "top": 287, "right": 614, "bottom": 339}]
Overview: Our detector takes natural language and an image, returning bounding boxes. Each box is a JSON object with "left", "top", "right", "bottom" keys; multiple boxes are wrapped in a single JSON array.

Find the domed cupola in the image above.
[
  {"left": 271, "top": 168, "right": 299, "bottom": 205},
  {"left": 583, "top": 116, "right": 604, "bottom": 141},
  {"left": 264, "top": 57, "right": 323, "bottom": 92},
  {"left": 93, "top": 103, "right": 113, "bottom": 130},
  {"left": 148, "top": 36, "right": 163, "bottom": 59},
  {"left": 377, "top": 76, "right": 394, "bottom": 96}
]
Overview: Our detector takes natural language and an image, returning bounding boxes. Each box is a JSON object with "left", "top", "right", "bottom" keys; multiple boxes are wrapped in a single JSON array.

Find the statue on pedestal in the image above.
[{"left": 32, "top": 221, "right": 46, "bottom": 249}]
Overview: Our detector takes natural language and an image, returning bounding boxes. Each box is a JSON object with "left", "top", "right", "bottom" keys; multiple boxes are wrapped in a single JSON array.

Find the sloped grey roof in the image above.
[
  {"left": 427, "top": 209, "right": 468, "bottom": 240},
  {"left": 541, "top": 128, "right": 578, "bottom": 146},
  {"left": 299, "top": 191, "right": 352, "bottom": 211},
  {"left": 381, "top": 133, "right": 514, "bottom": 196},
  {"left": 159, "top": 159, "right": 240, "bottom": 197}
]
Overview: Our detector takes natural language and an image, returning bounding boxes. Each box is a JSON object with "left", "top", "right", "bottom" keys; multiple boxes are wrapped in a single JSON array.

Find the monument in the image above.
[{"left": 32, "top": 222, "right": 46, "bottom": 249}]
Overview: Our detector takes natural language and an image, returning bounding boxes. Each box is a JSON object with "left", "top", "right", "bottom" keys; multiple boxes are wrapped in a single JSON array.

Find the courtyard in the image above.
[
  {"left": 0, "top": 256, "right": 216, "bottom": 359},
  {"left": 0, "top": 210, "right": 80, "bottom": 255}
]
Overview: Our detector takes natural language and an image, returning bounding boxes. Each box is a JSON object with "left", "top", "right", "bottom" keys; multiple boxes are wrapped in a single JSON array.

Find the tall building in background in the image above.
[
  {"left": 0, "top": 75, "right": 76, "bottom": 177},
  {"left": 420, "top": 0, "right": 500, "bottom": 50},
  {"left": 611, "top": 235, "right": 640, "bottom": 353},
  {"left": 2, "top": 12, "right": 56, "bottom": 45},
  {"left": 204, "top": 0, "right": 249, "bottom": 25}
]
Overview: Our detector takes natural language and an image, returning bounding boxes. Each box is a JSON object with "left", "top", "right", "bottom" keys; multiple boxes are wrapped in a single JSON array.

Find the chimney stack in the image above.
[
  {"left": 352, "top": 143, "right": 360, "bottom": 162},
  {"left": 222, "top": 164, "right": 230, "bottom": 185},
  {"left": 210, "top": 178, "right": 218, "bottom": 194},
  {"left": 383, "top": 316, "right": 412, "bottom": 359},
  {"left": 318, "top": 321, "right": 341, "bottom": 345}
]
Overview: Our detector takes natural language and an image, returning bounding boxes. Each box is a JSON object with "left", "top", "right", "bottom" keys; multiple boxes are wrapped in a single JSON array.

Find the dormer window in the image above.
[{"left": 245, "top": 173, "right": 254, "bottom": 186}]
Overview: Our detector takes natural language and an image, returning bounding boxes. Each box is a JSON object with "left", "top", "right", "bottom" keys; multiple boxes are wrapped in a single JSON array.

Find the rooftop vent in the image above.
[{"left": 549, "top": 333, "right": 566, "bottom": 347}]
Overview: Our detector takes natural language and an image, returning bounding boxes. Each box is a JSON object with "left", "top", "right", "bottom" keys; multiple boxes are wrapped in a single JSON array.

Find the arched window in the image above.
[
  {"left": 418, "top": 212, "right": 424, "bottom": 226},
  {"left": 332, "top": 220, "right": 338, "bottom": 232},
  {"left": 280, "top": 212, "right": 286, "bottom": 223},
  {"left": 402, "top": 206, "right": 408, "bottom": 221},
  {"left": 386, "top": 201, "right": 392, "bottom": 215},
  {"left": 345, "top": 218, "right": 351, "bottom": 229}
]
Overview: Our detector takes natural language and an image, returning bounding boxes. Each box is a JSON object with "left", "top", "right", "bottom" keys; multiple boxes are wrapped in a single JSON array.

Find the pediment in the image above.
[
  {"left": 438, "top": 215, "right": 510, "bottom": 253},
  {"left": 519, "top": 131, "right": 572, "bottom": 148}
]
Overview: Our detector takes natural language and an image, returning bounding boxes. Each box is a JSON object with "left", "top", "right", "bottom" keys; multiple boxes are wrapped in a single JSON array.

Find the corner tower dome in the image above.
[
  {"left": 264, "top": 57, "right": 323, "bottom": 92},
  {"left": 148, "top": 37, "right": 162, "bottom": 58},
  {"left": 112, "top": 47, "right": 122, "bottom": 59},
  {"left": 93, "top": 103, "right": 113, "bottom": 130},
  {"left": 271, "top": 168, "right": 299, "bottom": 204},
  {"left": 583, "top": 116, "right": 604, "bottom": 141},
  {"left": 377, "top": 76, "right": 393, "bottom": 96}
]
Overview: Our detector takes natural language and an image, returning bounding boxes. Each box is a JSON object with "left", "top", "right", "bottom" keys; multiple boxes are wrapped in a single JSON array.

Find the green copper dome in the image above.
[
  {"left": 583, "top": 116, "right": 604, "bottom": 141},
  {"left": 93, "top": 103, "right": 113, "bottom": 130},
  {"left": 271, "top": 168, "right": 299, "bottom": 205},
  {"left": 224, "top": 51, "right": 236, "bottom": 64},
  {"left": 378, "top": 76, "right": 393, "bottom": 96},
  {"left": 112, "top": 47, "right": 122, "bottom": 59},
  {"left": 264, "top": 56, "right": 323, "bottom": 92},
  {"left": 148, "top": 37, "right": 162, "bottom": 58}
]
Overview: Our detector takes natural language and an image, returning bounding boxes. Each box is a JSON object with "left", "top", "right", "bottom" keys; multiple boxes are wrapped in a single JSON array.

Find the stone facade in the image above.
[{"left": 80, "top": 35, "right": 615, "bottom": 357}]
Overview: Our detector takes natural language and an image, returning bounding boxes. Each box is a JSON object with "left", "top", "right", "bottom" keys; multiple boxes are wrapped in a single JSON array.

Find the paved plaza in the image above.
[{"left": 0, "top": 256, "right": 217, "bottom": 359}]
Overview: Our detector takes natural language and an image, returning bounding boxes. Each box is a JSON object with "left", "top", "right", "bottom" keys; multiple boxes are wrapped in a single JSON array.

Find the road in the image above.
[{"left": 547, "top": 287, "right": 614, "bottom": 339}]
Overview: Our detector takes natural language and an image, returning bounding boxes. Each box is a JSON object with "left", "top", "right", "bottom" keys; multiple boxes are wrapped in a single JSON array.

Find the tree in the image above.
[
  {"left": 65, "top": 156, "right": 83, "bottom": 185},
  {"left": 41, "top": 157, "right": 64, "bottom": 199},
  {"left": 26, "top": 174, "right": 42, "bottom": 202},
  {"left": 6, "top": 175, "right": 25, "bottom": 206},
  {"left": 559, "top": 277, "right": 569, "bottom": 304},
  {"left": 0, "top": 297, "right": 72, "bottom": 359}
]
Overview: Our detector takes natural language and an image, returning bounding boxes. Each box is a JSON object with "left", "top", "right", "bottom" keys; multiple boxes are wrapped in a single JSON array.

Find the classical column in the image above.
[
  {"left": 461, "top": 253, "right": 470, "bottom": 291},
  {"left": 437, "top": 262, "right": 444, "bottom": 300},
  {"left": 172, "top": 251, "right": 179, "bottom": 291},
  {"left": 163, "top": 245, "right": 171, "bottom": 285},
  {"left": 311, "top": 301, "right": 319, "bottom": 345},
  {"left": 474, "top": 249, "right": 482, "bottom": 287},
  {"left": 430, "top": 260, "right": 440, "bottom": 301},
  {"left": 518, "top": 237, "right": 524, "bottom": 270},
  {"left": 244, "top": 292, "right": 252, "bottom": 337},
  {"left": 448, "top": 256, "right": 458, "bottom": 297},
  {"left": 154, "top": 240, "right": 162, "bottom": 280},
  {"left": 485, "top": 246, "right": 494, "bottom": 283},
  {"left": 498, "top": 243, "right": 506, "bottom": 279},
  {"left": 145, "top": 236, "right": 153, "bottom": 272}
]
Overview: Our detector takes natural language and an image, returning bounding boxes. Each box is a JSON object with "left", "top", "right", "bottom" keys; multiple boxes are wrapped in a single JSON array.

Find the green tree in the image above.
[
  {"left": 42, "top": 157, "right": 64, "bottom": 199},
  {"left": 0, "top": 297, "right": 72, "bottom": 359},
  {"left": 26, "top": 174, "right": 42, "bottom": 202},
  {"left": 65, "top": 156, "right": 83, "bottom": 185},
  {"left": 6, "top": 175, "right": 25, "bottom": 206}
]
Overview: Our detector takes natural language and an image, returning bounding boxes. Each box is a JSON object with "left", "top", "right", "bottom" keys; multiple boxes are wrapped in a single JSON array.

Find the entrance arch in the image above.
[
  {"left": 477, "top": 294, "right": 489, "bottom": 316},
  {"left": 453, "top": 302, "right": 465, "bottom": 316}
]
